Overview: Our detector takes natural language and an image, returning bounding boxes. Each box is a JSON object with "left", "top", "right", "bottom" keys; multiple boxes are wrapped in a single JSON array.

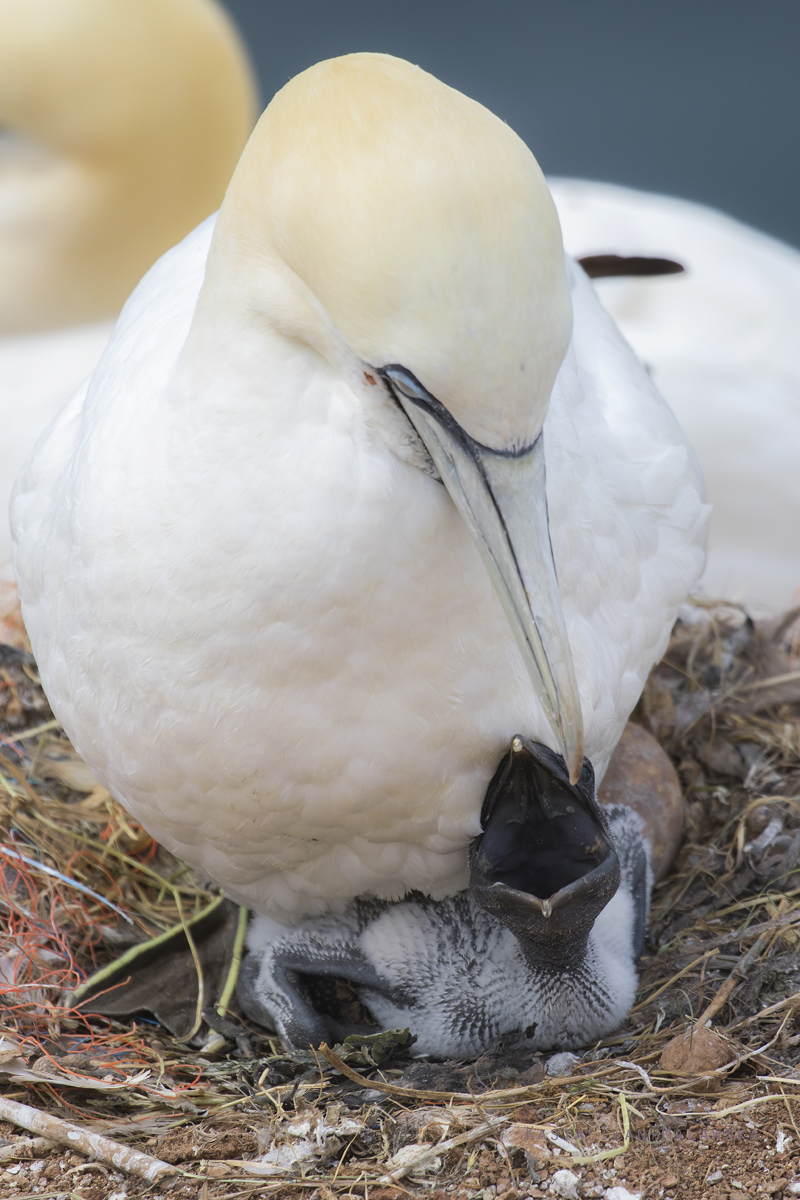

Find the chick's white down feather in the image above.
[
  {"left": 12, "top": 211, "right": 706, "bottom": 922},
  {"left": 243, "top": 804, "right": 650, "bottom": 1058}
]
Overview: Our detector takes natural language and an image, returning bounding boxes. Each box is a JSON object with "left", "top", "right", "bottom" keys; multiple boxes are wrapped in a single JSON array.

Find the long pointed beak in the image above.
[{"left": 382, "top": 366, "right": 584, "bottom": 784}]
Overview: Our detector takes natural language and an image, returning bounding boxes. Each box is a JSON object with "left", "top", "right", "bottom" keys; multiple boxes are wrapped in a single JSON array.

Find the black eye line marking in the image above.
[
  {"left": 376, "top": 363, "right": 541, "bottom": 461},
  {"left": 377, "top": 362, "right": 559, "bottom": 691}
]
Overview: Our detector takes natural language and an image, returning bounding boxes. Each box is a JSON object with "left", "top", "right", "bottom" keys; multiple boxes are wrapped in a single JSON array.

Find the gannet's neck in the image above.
[
  {"left": 179, "top": 249, "right": 423, "bottom": 476},
  {"left": 0, "top": 0, "right": 256, "bottom": 335}
]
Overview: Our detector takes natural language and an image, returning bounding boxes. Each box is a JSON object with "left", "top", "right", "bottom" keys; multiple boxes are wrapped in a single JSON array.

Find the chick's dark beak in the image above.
[{"left": 469, "top": 737, "right": 620, "bottom": 968}]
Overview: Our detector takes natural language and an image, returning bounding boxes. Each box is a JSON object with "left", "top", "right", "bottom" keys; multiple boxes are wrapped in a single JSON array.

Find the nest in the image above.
[{"left": 1, "top": 596, "right": 800, "bottom": 1199}]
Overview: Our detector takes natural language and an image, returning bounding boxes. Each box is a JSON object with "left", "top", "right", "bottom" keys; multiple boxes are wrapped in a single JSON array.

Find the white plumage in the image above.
[
  {"left": 12, "top": 54, "right": 706, "bottom": 928},
  {"left": 551, "top": 178, "right": 800, "bottom": 612},
  {"left": 0, "top": 320, "right": 113, "bottom": 570}
]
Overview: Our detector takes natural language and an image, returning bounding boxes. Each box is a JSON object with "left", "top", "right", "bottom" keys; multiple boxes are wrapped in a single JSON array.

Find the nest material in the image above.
[{"left": 1, "top": 597, "right": 800, "bottom": 1198}]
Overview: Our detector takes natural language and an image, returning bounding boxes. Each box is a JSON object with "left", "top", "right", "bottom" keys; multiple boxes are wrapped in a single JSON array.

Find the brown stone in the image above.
[
  {"left": 659, "top": 1023, "right": 735, "bottom": 1075},
  {"left": 662, "top": 1177, "right": 679, "bottom": 1189},
  {"left": 502, "top": 1123, "right": 549, "bottom": 1159},
  {"left": 599, "top": 721, "right": 685, "bottom": 880}
]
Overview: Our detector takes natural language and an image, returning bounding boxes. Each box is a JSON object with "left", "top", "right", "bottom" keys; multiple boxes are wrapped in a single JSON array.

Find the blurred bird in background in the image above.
[
  {"left": 551, "top": 180, "right": 800, "bottom": 615},
  {"left": 0, "top": 0, "right": 257, "bottom": 574}
]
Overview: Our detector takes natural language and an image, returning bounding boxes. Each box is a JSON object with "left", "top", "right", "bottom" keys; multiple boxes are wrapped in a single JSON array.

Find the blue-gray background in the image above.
[{"left": 219, "top": 0, "right": 800, "bottom": 249}]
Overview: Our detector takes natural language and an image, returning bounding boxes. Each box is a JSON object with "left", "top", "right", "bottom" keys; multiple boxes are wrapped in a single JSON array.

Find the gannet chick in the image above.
[
  {"left": 239, "top": 738, "right": 652, "bottom": 1058},
  {"left": 0, "top": 0, "right": 256, "bottom": 565},
  {"left": 13, "top": 55, "right": 706, "bottom": 1054},
  {"left": 551, "top": 178, "right": 800, "bottom": 612}
]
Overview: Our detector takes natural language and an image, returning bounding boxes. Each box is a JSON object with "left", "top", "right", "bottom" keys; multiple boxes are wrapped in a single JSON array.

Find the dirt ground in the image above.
[{"left": 0, "top": 1092, "right": 797, "bottom": 1200}]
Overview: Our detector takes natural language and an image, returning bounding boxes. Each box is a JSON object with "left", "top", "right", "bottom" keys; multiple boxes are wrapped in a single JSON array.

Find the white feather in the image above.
[{"left": 0, "top": 320, "right": 113, "bottom": 566}]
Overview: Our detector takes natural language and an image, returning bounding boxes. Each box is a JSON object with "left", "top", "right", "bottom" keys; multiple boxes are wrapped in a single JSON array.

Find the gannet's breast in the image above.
[
  {"left": 0, "top": 319, "right": 114, "bottom": 567},
  {"left": 12, "top": 216, "right": 705, "bottom": 922},
  {"left": 551, "top": 178, "right": 800, "bottom": 611}
]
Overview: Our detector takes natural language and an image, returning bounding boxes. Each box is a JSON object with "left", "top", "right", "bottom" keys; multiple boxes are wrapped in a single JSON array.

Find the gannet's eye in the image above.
[
  {"left": 380, "top": 363, "right": 470, "bottom": 448},
  {"left": 381, "top": 365, "right": 432, "bottom": 407}
]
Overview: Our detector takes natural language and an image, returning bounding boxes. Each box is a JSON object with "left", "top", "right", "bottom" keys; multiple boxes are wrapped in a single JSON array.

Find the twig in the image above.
[
  {"left": 9, "top": 718, "right": 61, "bottom": 741},
  {"left": 616, "top": 1060, "right": 654, "bottom": 1090},
  {"left": 651, "top": 904, "right": 800, "bottom": 964},
  {"left": 0, "top": 1094, "right": 175, "bottom": 1183},
  {"left": 317, "top": 1042, "right": 619, "bottom": 1104},
  {"left": 318, "top": 1043, "right": 465, "bottom": 1101},
  {"left": 0, "top": 1136, "right": 56, "bottom": 1161},
  {"left": 726, "top": 992, "right": 800, "bottom": 1032},
  {"left": 742, "top": 669, "right": 800, "bottom": 692},
  {"left": 173, "top": 888, "right": 205, "bottom": 1040},
  {"left": 698, "top": 931, "right": 771, "bottom": 1023},
  {"left": 216, "top": 905, "right": 249, "bottom": 1018},
  {"left": 631, "top": 949, "right": 720, "bottom": 1013},
  {"left": 0, "top": 749, "right": 45, "bottom": 805}
]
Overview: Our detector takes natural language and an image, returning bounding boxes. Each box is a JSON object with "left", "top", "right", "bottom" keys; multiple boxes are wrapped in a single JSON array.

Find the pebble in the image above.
[
  {"left": 659, "top": 1023, "right": 734, "bottom": 1074},
  {"left": 605, "top": 1189, "right": 640, "bottom": 1200},
  {"left": 549, "top": 1170, "right": 580, "bottom": 1200},
  {"left": 545, "top": 1053, "right": 579, "bottom": 1077}
]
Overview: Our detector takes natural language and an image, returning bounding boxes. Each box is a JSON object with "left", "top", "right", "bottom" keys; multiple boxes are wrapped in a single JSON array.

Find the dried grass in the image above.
[{"left": 1, "top": 594, "right": 800, "bottom": 1196}]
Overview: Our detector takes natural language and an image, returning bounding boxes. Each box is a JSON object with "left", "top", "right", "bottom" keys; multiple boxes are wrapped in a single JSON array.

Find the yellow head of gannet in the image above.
[
  {"left": 210, "top": 54, "right": 570, "bottom": 449},
  {"left": 0, "top": 0, "right": 257, "bottom": 333},
  {"left": 194, "top": 52, "right": 583, "bottom": 776}
]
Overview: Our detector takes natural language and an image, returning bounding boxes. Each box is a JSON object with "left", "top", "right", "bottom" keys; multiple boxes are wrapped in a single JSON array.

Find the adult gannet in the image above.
[
  {"left": 12, "top": 55, "right": 706, "bottom": 1053},
  {"left": 0, "top": 0, "right": 256, "bottom": 565},
  {"left": 550, "top": 179, "right": 800, "bottom": 613}
]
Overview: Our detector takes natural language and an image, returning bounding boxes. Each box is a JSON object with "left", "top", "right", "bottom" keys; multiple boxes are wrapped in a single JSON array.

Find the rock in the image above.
[
  {"left": 605, "top": 1189, "right": 640, "bottom": 1200},
  {"left": 546, "top": 1052, "right": 579, "bottom": 1077},
  {"left": 550, "top": 1169, "right": 580, "bottom": 1200},
  {"left": 659, "top": 1023, "right": 735, "bottom": 1075},
  {"left": 598, "top": 722, "right": 685, "bottom": 880},
  {"left": 502, "top": 1124, "right": 549, "bottom": 1159}
]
